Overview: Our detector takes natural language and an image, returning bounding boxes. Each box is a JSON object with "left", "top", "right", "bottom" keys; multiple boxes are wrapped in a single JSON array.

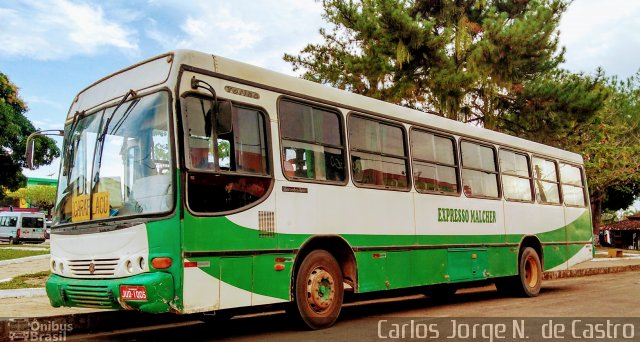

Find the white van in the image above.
[{"left": 0, "top": 212, "right": 46, "bottom": 244}]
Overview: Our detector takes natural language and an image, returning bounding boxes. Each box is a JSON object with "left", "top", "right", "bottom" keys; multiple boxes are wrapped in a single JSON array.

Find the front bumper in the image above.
[{"left": 46, "top": 272, "right": 175, "bottom": 314}]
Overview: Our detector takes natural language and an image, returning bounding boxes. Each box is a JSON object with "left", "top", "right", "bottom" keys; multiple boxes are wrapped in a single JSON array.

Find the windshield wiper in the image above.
[
  {"left": 89, "top": 89, "right": 137, "bottom": 218},
  {"left": 63, "top": 111, "right": 84, "bottom": 184}
]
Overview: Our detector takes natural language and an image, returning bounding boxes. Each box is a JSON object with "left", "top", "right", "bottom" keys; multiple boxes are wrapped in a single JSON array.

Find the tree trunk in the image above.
[{"left": 590, "top": 195, "right": 603, "bottom": 235}]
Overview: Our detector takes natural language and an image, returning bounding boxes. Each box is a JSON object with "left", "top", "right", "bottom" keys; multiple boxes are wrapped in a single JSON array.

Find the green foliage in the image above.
[
  {"left": 6, "top": 185, "right": 57, "bottom": 211},
  {"left": 288, "top": 0, "right": 640, "bottom": 227},
  {"left": 498, "top": 70, "right": 609, "bottom": 146},
  {"left": 0, "top": 73, "right": 60, "bottom": 199},
  {"left": 285, "top": 0, "right": 567, "bottom": 123},
  {"left": 218, "top": 139, "right": 230, "bottom": 159},
  {"left": 585, "top": 72, "right": 640, "bottom": 212}
]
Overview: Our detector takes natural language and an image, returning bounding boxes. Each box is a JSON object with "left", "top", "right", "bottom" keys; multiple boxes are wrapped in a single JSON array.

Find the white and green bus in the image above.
[{"left": 40, "top": 50, "right": 592, "bottom": 329}]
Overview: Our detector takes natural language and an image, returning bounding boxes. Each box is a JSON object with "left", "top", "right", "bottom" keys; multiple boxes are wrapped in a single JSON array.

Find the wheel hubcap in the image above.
[
  {"left": 524, "top": 256, "right": 539, "bottom": 288},
  {"left": 306, "top": 267, "right": 335, "bottom": 313}
]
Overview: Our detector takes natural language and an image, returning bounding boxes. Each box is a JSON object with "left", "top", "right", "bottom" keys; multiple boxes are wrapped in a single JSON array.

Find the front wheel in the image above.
[{"left": 293, "top": 250, "right": 344, "bottom": 330}]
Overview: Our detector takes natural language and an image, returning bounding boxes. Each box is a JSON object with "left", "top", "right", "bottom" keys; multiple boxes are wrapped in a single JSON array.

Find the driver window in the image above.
[
  {"left": 183, "top": 95, "right": 272, "bottom": 214},
  {"left": 184, "top": 97, "right": 215, "bottom": 169}
]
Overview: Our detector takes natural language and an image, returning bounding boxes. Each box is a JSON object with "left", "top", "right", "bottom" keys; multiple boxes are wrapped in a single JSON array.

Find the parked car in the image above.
[
  {"left": 45, "top": 220, "right": 52, "bottom": 239},
  {"left": 0, "top": 211, "right": 47, "bottom": 244}
]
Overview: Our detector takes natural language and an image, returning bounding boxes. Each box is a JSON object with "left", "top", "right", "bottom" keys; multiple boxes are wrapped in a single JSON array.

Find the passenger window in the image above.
[
  {"left": 532, "top": 157, "right": 560, "bottom": 204},
  {"left": 500, "top": 150, "right": 533, "bottom": 201},
  {"left": 560, "top": 163, "right": 586, "bottom": 207},
  {"left": 461, "top": 141, "right": 499, "bottom": 198},
  {"left": 279, "top": 100, "right": 346, "bottom": 182},
  {"left": 349, "top": 116, "right": 409, "bottom": 189},
  {"left": 411, "top": 130, "right": 458, "bottom": 194}
]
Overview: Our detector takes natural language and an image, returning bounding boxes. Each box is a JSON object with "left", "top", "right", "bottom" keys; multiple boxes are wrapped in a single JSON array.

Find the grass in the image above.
[
  {"left": 0, "top": 249, "right": 50, "bottom": 261},
  {"left": 0, "top": 271, "right": 50, "bottom": 290},
  {"left": 1, "top": 243, "right": 49, "bottom": 248}
]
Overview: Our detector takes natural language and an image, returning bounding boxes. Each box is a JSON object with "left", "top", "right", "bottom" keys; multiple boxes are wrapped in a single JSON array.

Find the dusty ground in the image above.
[{"left": 66, "top": 271, "right": 640, "bottom": 341}]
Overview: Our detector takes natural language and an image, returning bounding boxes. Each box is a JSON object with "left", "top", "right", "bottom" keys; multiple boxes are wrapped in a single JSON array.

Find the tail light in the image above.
[{"left": 16, "top": 229, "right": 21, "bottom": 238}]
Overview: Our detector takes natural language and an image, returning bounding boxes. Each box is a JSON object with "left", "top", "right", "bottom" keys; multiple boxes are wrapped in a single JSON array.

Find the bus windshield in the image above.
[{"left": 54, "top": 91, "right": 173, "bottom": 225}]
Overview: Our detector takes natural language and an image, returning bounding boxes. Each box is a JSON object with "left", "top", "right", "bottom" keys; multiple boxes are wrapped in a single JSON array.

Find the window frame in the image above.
[
  {"left": 409, "top": 127, "right": 461, "bottom": 196},
  {"left": 559, "top": 162, "right": 587, "bottom": 208},
  {"left": 277, "top": 97, "right": 348, "bottom": 186},
  {"left": 499, "top": 148, "right": 534, "bottom": 203},
  {"left": 347, "top": 112, "right": 411, "bottom": 192},
  {"left": 182, "top": 94, "right": 274, "bottom": 217},
  {"left": 459, "top": 138, "right": 501, "bottom": 200},
  {"left": 182, "top": 93, "right": 272, "bottom": 177},
  {"left": 531, "top": 155, "right": 562, "bottom": 206}
]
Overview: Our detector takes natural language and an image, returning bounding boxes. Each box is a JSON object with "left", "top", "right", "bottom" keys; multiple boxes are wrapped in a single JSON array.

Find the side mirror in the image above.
[
  {"left": 216, "top": 100, "right": 233, "bottom": 135},
  {"left": 25, "top": 130, "right": 64, "bottom": 170}
]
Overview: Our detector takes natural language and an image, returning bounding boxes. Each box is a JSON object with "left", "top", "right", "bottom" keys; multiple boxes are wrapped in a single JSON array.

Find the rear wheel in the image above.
[
  {"left": 519, "top": 247, "right": 542, "bottom": 297},
  {"left": 293, "top": 250, "right": 343, "bottom": 329},
  {"left": 8, "top": 237, "right": 16, "bottom": 245},
  {"left": 496, "top": 247, "right": 542, "bottom": 297}
]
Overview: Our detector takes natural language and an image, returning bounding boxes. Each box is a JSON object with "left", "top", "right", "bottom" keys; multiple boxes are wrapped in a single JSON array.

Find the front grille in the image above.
[
  {"left": 68, "top": 258, "right": 119, "bottom": 277},
  {"left": 65, "top": 284, "right": 116, "bottom": 308}
]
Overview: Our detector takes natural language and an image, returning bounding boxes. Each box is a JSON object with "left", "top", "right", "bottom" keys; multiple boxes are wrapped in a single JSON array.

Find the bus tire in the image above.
[
  {"left": 8, "top": 237, "right": 16, "bottom": 245},
  {"left": 293, "top": 250, "right": 343, "bottom": 330},
  {"left": 517, "top": 247, "right": 542, "bottom": 297},
  {"left": 496, "top": 247, "right": 542, "bottom": 297}
]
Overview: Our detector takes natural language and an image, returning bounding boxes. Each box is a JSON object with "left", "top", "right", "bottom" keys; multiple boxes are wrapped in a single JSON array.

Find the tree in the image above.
[
  {"left": 0, "top": 72, "right": 59, "bottom": 199},
  {"left": 7, "top": 185, "right": 57, "bottom": 216},
  {"left": 501, "top": 70, "right": 640, "bottom": 230},
  {"left": 582, "top": 73, "right": 640, "bottom": 228},
  {"left": 287, "top": 0, "right": 639, "bottom": 231},
  {"left": 11, "top": 185, "right": 56, "bottom": 213},
  {"left": 285, "top": 0, "right": 567, "bottom": 125}
]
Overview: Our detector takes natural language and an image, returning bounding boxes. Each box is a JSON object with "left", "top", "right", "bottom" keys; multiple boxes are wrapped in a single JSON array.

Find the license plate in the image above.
[{"left": 120, "top": 285, "right": 147, "bottom": 301}]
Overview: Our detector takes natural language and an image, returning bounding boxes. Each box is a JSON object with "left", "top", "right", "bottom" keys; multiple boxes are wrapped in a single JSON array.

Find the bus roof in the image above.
[
  {"left": 172, "top": 50, "right": 582, "bottom": 164},
  {"left": 71, "top": 49, "right": 584, "bottom": 164}
]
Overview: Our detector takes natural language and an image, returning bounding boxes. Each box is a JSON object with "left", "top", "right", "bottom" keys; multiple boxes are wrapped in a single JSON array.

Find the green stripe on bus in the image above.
[{"left": 182, "top": 211, "right": 590, "bottom": 297}]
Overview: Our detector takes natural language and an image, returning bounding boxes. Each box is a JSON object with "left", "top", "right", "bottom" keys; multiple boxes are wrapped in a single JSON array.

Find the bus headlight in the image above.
[
  {"left": 137, "top": 257, "right": 145, "bottom": 271},
  {"left": 125, "top": 260, "right": 133, "bottom": 274}
]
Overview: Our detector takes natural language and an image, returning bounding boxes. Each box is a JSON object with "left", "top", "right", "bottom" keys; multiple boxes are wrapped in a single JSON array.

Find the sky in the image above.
[{"left": 1, "top": 0, "right": 639, "bottom": 209}]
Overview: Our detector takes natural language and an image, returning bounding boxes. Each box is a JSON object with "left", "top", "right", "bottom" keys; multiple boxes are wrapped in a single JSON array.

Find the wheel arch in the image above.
[
  {"left": 292, "top": 235, "right": 357, "bottom": 296},
  {"left": 518, "top": 235, "right": 544, "bottom": 271}
]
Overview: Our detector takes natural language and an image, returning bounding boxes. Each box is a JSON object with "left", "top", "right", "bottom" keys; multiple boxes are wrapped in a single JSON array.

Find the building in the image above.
[{"left": 600, "top": 213, "right": 640, "bottom": 250}]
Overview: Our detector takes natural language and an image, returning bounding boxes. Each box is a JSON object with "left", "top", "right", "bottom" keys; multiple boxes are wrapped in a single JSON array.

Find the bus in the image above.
[{"left": 35, "top": 50, "right": 593, "bottom": 329}]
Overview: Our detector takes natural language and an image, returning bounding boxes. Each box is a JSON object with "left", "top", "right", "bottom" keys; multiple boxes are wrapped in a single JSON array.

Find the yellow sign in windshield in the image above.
[
  {"left": 72, "top": 195, "right": 90, "bottom": 222},
  {"left": 71, "top": 192, "right": 110, "bottom": 222},
  {"left": 92, "top": 192, "right": 110, "bottom": 219}
]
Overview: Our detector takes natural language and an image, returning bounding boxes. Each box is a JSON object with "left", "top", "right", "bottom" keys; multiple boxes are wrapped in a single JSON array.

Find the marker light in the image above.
[{"left": 151, "top": 257, "right": 172, "bottom": 269}]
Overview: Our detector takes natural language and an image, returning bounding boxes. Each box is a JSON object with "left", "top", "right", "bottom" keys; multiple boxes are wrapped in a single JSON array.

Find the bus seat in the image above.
[
  {"left": 283, "top": 159, "right": 295, "bottom": 177},
  {"left": 131, "top": 175, "right": 172, "bottom": 212}
]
